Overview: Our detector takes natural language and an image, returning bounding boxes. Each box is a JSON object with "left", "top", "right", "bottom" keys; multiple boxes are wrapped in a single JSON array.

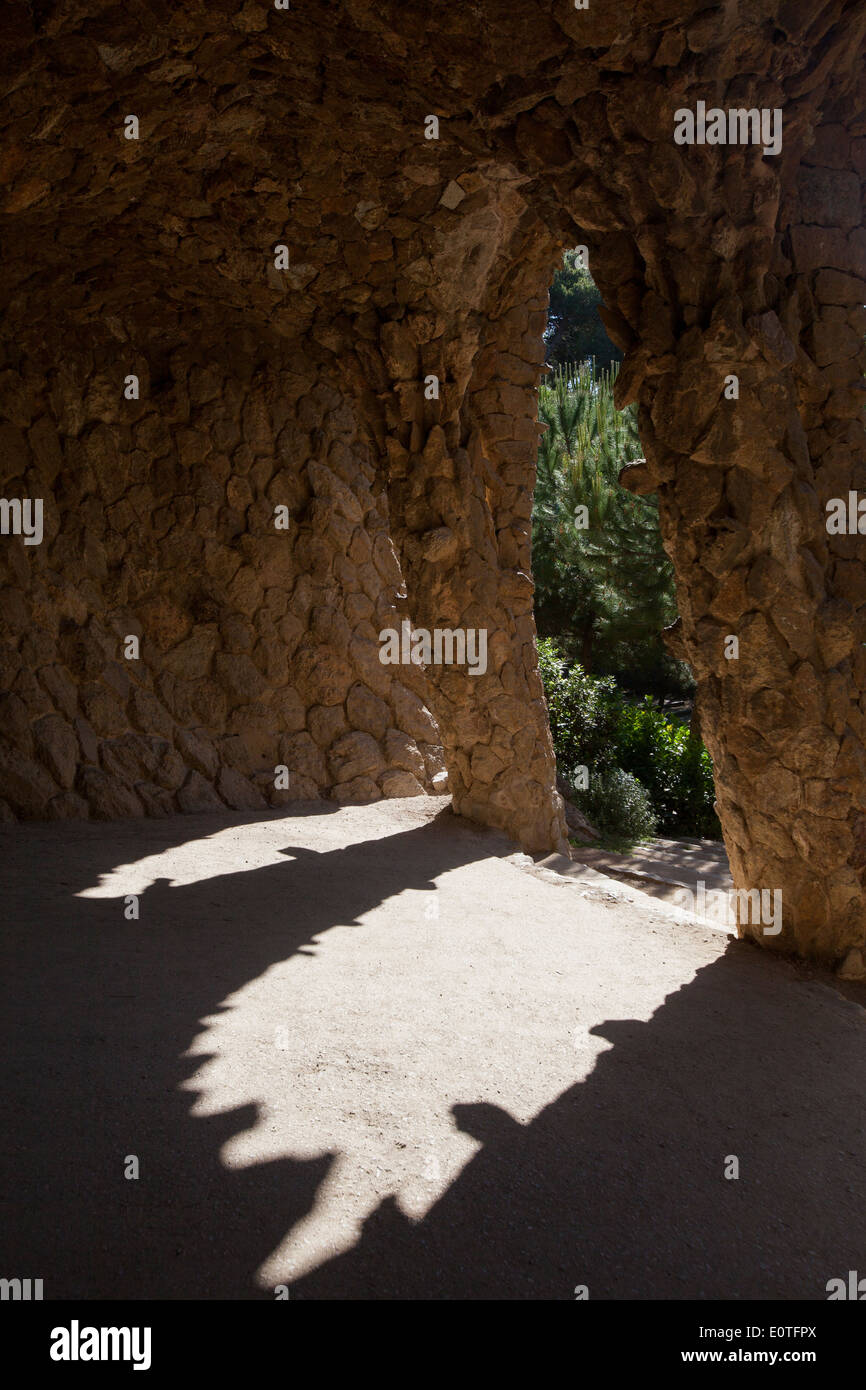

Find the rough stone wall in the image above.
[
  {"left": 0, "top": 327, "right": 448, "bottom": 819},
  {"left": 587, "top": 21, "right": 866, "bottom": 962},
  {"left": 381, "top": 188, "right": 566, "bottom": 850},
  {"left": 1, "top": 0, "right": 865, "bottom": 959},
  {"left": 653, "top": 94, "right": 866, "bottom": 962}
]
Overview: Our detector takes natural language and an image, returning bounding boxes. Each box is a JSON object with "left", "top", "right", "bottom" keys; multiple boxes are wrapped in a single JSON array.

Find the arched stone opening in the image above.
[{"left": 0, "top": 0, "right": 864, "bottom": 962}]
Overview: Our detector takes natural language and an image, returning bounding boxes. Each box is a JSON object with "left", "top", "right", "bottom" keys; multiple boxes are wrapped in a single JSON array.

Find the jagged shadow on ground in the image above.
[
  {"left": 1, "top": 804, "right": 864, "bottom": 1299},
  {"left": 292, "top": 948, "right": 866, "bottom": 1300},
  {"left": 0, "top": 803, "right": 484, "bottom": 1299}
]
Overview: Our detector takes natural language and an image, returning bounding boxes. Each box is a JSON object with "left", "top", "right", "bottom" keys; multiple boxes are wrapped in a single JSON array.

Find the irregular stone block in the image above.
[
  {"left": 77, "top": 767, "right": 144, "bottom": 820},
  {"left": 332, "top": 776, "right": 381, "bottom": 804},
  {"left": 32, "top": 714, "right": 79, "bottom": 789},
  {"left": 346, "top": 682, "right": 390, "bottom": 740},
  {"left": 0, "top": 741, "right": 57, "bottom": 817},
  {"left": 134, "top": 782, "right": 176, "bottom": 817},
  {"left": 46, "top": 791, "right": 90, "bottom": 820},
  {"left": 176, "top": 771, "right": 225, "bottom": 814},
  {"left": 217, "top": 766, "right": 267, "bottom": 811},
  {"left": 174, "top": 727, "right": 219, "bottom": 780},
  {"left": 379, "top": 770, "right": 425, "bottom": 798},
  {"left": 280, "top": 732, "right": 328, "bottom": 786},
  {"left": 384, "top": 729, "right": 426, "bottom": 780},
  {"left": 328, "top": 731, "right": 385, "bottom": 784}
]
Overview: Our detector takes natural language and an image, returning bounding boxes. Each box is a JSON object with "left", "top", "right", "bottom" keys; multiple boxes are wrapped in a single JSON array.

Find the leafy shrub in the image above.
[
  {"left": 537, "top": 638, "right": 621, "bottom": 783},
  {"left": 538, "top": 640, "right": 720, "bottom": 839},
  {"left": 612, "top": 697, "right": 719, "bottom": 838},
  {"left": 574, "top": 766, "right": 658, "bottom": 840}
]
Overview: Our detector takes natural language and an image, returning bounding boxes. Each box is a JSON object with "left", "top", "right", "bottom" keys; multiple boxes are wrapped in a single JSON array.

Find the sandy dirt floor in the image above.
[{"left": 1, "top": 796, "right": 864, "bottom": 1299}]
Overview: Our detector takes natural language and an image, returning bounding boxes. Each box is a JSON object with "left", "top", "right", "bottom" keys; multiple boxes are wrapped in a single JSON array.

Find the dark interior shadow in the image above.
[
  {"left": 0, "top": 803, "right": 494, "bottom": 1299},
  {"left": 291, "top": 947, "right": 866, "bottom": 1300},
  {"left": 1, "top": 804, "right": 865, "bottom": 1300}
]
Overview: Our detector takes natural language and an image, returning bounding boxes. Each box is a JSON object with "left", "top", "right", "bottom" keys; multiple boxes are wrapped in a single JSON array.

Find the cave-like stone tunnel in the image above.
[{"left": 1, "top": 0, "right": 864, "bottom": 964}]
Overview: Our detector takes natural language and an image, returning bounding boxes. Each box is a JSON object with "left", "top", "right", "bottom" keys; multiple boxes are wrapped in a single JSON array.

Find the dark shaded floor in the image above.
[{"left": 1, "top": 800, "right": 864, "bottom": 1300}]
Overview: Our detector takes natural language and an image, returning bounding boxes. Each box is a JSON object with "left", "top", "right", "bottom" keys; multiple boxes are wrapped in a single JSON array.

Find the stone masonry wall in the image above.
[
  {"left": 1, "top": 0, "right": 865, "bottom": 960},
  {"left": 0, "top": 328, "right": 449, "bottom": 820}
]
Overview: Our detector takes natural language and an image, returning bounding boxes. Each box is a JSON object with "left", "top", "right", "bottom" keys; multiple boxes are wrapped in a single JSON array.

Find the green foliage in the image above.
[
  {"left": 611, "top": 697, "right": 720, "bottom": 838},
  {"left": 575, "top": 767, "right": 658, "bottom": 841},
  {"left": 537, "top": 640, "right": 720, "bottom": 839},
  {"left": 537, "top": 638, "right": 621, "bottom": 783},
  {"left": 545, "top": 252, "right": 621, "bottom": 373},
  {"left": 535, "top": 256, "right": 716, "bottom": 839},
  {"left": 533, "top": 359, "right": 690, "bottom": 697}
]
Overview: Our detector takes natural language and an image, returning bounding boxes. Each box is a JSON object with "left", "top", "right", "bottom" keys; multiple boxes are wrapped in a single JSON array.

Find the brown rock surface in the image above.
[{"left": 0, "top": 1, "right": 864, "bottom": 959}]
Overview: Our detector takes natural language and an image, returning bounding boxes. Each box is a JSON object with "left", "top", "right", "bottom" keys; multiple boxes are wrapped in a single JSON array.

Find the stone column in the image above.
[
  {"left": 381, "top": 190, "right": 568, "bottom": 853},
  {"left": 616, "top": 98, "right": 866, "bottom": 964}
]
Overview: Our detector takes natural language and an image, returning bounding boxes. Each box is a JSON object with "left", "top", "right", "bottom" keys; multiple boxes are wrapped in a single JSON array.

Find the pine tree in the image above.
[
  {"left": 544, "top": 252, "right": 622, "bottom": 372},
  {"left": 532, "top": 360, "right": 682, "bottom": 691}
]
